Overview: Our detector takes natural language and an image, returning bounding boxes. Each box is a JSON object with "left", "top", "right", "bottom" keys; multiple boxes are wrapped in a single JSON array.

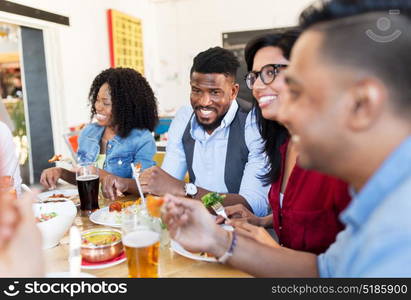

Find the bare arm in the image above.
[
  {"left": 218, "top": 233, "right": 318, "bottom": 277},
  {"left": 40, "top": 167, "right": 76, "bottom": 189},
  {"left": 216, "top": 205, "right": 273, "bottom": 227},
  {"left": 138, "top": 166, "right": 254, "bottom": 211},
  {"left": 41, "top": 166, "right": 120, "bottom": 190},
  {"left": 163, "top": 194, "right": 319, "bottom": 278},
  {"left": 59, "top": 168, "right": 76, "bottom": 185}
]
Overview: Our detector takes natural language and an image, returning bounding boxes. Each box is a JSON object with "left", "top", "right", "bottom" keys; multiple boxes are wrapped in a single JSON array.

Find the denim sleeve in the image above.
[
  {"left": 133, "top": 130, "right": 156, "bottom": 171},
  {"left": 239, "top": 111, "right": 270, "bottom": 217},
  {"left": 161, "top": 106, "right": 192, "bottom": 180}
]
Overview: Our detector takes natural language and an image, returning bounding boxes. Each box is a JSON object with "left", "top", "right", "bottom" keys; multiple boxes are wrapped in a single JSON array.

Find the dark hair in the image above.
[
  {"left": 299, "top": 0, "right": 411, "bottom": 116},
  {"left": 190, "top": 46, "right": 240, "bottom": 79},
  {"left": 89, "top": 67, "right": 158, "bottom": 138},
  {"left": 244, "top": 30, "right": 300, "bottom": 185}
]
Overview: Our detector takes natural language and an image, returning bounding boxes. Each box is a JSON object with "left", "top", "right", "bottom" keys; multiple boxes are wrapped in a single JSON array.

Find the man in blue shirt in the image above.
[
  {"left": 103, "top": 47, "right": 270, "bottom": 216},
  {"left": 161, "top": 0, "right": 411, "bottom": 277}
]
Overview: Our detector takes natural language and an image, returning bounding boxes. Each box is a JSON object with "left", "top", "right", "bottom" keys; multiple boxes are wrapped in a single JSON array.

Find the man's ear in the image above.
[
  {"left": 345, "top": 79, "right": 387, "bottom": 131},
  {"left": 231, "top": 83, "right": 240, "bottom": 100}
]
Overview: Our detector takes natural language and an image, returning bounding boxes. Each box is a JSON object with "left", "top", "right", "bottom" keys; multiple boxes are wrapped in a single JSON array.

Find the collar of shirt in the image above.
[
  {"left": 190, "top": 100, "right": 238, "bottom": 142},
  {"left": 86, "top": 123, "right": 124, "bottom": 145},
  {"left": 341, "top": 135, "right": 411, "bottom": 230}
]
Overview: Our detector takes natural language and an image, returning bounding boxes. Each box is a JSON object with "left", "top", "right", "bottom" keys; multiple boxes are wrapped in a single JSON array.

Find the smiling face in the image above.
[
  {"left": 251, "top": 46, "right": 289, "bottom": 122},
  {"left": 94, "top": 82, "right": 113, "bottom": 127},
  {"left": 277, "top": 31, "right": 351, "bottom": 174},
  {"left": 190, "top": 72, "right": 239, "bottom": 133}
]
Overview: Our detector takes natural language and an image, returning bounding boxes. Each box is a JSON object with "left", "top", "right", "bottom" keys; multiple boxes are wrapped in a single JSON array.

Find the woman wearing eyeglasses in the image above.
[{"left": 219, "top": 30, "right": 351, "bottom": 254}]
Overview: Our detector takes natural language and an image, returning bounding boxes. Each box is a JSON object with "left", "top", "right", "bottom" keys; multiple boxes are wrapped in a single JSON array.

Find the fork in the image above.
[
  {"left": 130, "top": 163, "right": 146, "bottom": 206},
  {"left": 211, "top": 202, "right": 228, "bottom": 220}
]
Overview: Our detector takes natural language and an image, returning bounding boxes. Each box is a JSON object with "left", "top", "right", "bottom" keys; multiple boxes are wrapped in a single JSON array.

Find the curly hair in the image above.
[
  {"left": 89, "top": 68, "right": 158, "bottom": 138},
  {"left": 244, "top": 30, "right": 300, "bottom": 185}
]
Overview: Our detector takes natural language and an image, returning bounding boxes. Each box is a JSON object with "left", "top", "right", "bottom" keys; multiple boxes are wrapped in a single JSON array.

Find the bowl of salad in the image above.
[{"left": 33, "top": 201, "right": 77, "bottom": 249}]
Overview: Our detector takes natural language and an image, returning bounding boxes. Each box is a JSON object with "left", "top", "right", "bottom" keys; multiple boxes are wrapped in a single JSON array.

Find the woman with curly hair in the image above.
[{"left": 40, "top": 67, "right": 158, "bottom": 189}]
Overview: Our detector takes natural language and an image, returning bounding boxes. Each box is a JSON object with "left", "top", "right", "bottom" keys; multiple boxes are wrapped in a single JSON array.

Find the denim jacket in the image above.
[{"left": 77, "top": 123, "right": 156, "bottom": 178}]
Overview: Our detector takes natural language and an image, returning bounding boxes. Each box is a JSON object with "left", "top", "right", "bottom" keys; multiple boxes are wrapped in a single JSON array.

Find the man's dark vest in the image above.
[{"left": 182, "top": 98, "right": 253, "bottom": 193}]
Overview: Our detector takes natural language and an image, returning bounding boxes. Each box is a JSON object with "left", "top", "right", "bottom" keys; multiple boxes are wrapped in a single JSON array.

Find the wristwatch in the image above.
[{"left": 184, "top": 183, "right": 198, "bottom": 197}]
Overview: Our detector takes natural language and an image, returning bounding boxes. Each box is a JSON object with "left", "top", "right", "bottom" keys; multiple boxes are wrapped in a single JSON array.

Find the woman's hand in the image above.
[
  {"left": 216, "top": 204, "right": 262, "bottom": 226},
  {"left": 40, "top": 167, "right": 63, "bottom": 189},
  {"left": 229, "top": 220, "right": 280, "bottom": 248},
  {"left": 162, "top": 194, "right": 228, "bottom": 255},
  {"left": 101, "top": 175, "right": 130, "bottom": 201}
]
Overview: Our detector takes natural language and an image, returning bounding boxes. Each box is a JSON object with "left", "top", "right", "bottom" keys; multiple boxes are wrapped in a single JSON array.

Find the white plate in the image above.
[
  {"left": 170, "top": 224, "right": 232, "bottom": 263},
  {"left": 38, "top": 189, "right": 80, "bottom": 206},
  {"left": 89, "top": 207, "right": 121, "bottom": 228},
  {"left": 171, "top": 240, "right": 218, "bottom": 263},
  {"left": 81, "top": 254, "right": 126, "bottom": 270}
]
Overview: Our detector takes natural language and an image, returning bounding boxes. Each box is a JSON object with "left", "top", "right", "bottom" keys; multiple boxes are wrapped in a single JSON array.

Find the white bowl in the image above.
[{"left": 33, "top": 201, "right": 77, "bottom": 249}]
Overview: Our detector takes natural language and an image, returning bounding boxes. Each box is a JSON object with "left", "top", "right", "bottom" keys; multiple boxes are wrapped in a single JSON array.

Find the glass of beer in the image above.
[
  {"left": 122, "top": 207, "right": 161, "bottom": 278},
  {"left": 76, "top": 162, "right": 99, "bottom": 215}
]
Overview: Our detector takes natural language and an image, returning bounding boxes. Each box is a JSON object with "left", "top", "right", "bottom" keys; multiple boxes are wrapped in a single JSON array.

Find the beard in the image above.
[{"left": 194, "top": 108, "right": 227, "bottom": 132}]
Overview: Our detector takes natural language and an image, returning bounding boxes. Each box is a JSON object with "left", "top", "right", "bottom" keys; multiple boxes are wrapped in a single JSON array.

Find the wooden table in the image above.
[{"left": 43, "top": 190, "right": 251, "bottom": 278}]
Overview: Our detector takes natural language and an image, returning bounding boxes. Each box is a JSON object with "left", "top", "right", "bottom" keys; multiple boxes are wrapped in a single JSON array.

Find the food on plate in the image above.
[
  {"left": 48, "top": 154, "right": 62, "bottom": 163},
  {"left": 146, "top": 195, "right": 164, "bottom": 218},
  {"left": 41, "top": 199, "right": 68, "bottom": 203},
  {"left": 35, "top": 212, "right": 58, "bottom": 223},
  {"left": 44, "top": 193, "right": 80, "bottom": 205},
  {"left": 108, "top": 200, "right": 140, "bottom": 212},
  {"left": 82, "top": 230, "right": 122, "bottom": 247},
  {"left": 102, "top": 199, "right": 142, "bottom": 225},
  {"left": 109, "top": 201, "right": 122, "bottom": 212},
  {"left": 49, "top": 193, "right": 69, "bottom": 199},
  {"left": 201, "top": 192, "right": 225, "bottom": 208}
]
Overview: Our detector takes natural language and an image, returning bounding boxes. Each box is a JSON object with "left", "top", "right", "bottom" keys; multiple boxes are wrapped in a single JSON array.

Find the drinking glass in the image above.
[
  {"left": 76, "top": 162, "right": 99, "bottom": 215},
  {"left": 122, "top": 206, "right": 161, "bottom": 278}
]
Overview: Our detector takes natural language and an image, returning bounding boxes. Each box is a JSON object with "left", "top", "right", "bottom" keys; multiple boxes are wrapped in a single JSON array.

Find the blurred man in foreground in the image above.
[{"left": 0, "top": 189, "right": 43, "bottom": 277}]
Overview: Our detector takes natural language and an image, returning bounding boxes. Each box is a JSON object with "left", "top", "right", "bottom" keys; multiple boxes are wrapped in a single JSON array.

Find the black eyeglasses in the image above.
[{"left": 244, "top": 64, "right": 288, "bottom": 89}]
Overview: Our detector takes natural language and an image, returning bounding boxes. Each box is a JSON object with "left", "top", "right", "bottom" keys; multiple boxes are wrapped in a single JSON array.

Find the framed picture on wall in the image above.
[{"left": 107, "top": 9, "right": 144, "bottom": 74}]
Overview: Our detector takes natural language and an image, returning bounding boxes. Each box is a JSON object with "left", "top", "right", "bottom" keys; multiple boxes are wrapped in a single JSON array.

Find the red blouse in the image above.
[{"left": 269, "top": 139, "right": 351, "bottom": 254}]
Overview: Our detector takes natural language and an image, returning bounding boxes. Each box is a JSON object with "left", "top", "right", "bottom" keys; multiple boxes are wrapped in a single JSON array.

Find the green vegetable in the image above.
[
  {"left": 160, "top": 219, "right": 167, "bottom": 230},
  {"left": 201, "top": 192, "right": 225, "bottom": 208}
]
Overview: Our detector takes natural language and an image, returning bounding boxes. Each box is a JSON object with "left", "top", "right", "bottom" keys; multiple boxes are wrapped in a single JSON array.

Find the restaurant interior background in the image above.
[{"left": 0, "top": 0, "right": 312, "bottom": 184}]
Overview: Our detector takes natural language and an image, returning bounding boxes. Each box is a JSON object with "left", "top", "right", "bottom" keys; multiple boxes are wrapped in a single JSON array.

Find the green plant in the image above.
[{"left": 10, "top": 99, "right": 26, "bottom": 137}]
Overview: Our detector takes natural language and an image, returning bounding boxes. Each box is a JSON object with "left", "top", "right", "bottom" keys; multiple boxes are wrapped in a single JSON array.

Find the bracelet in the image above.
[{"left": 217, "top": 231, "right": 237, "bottom": 264}]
